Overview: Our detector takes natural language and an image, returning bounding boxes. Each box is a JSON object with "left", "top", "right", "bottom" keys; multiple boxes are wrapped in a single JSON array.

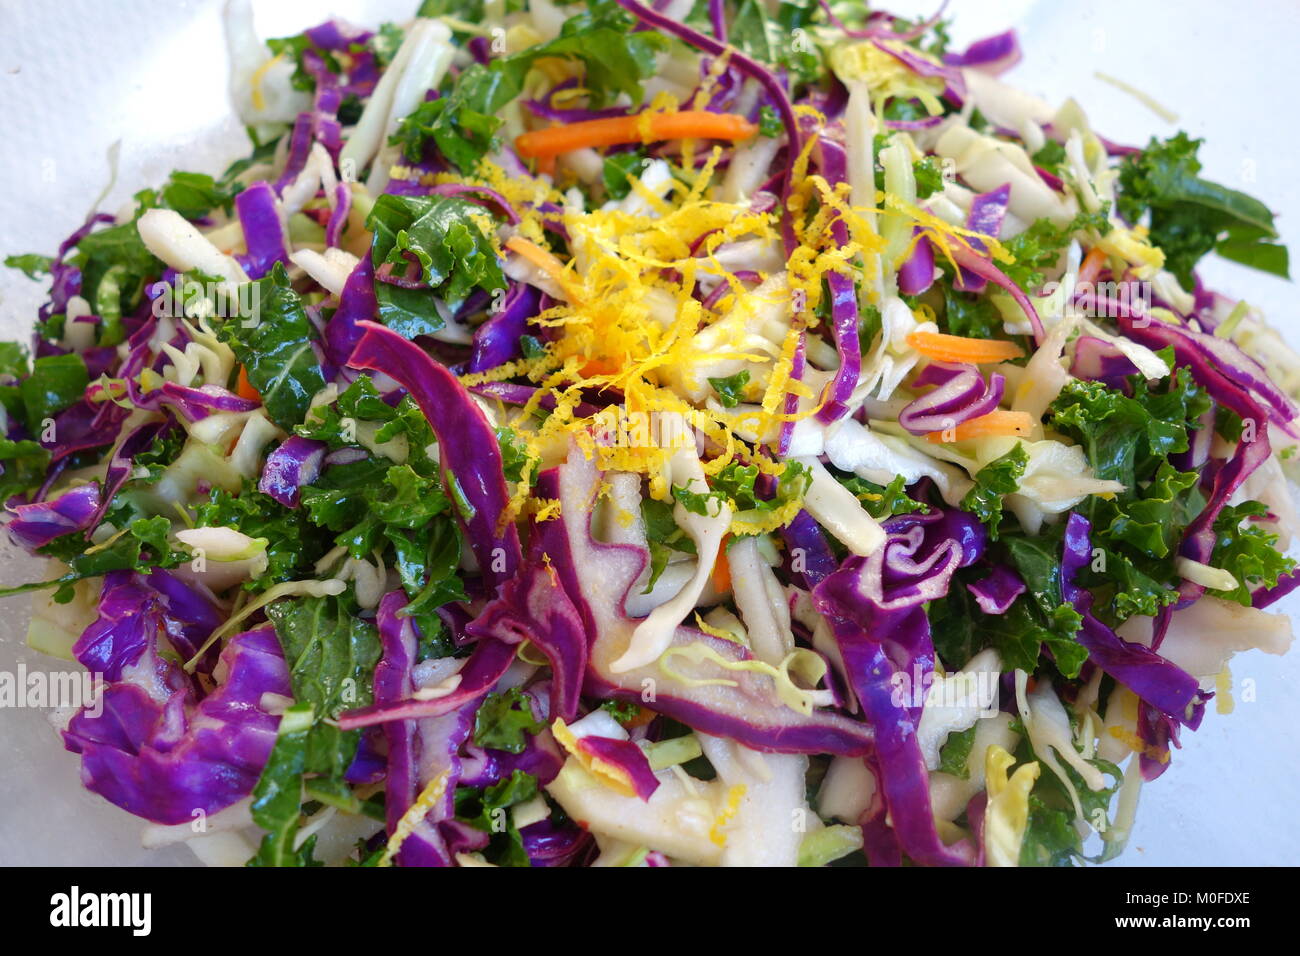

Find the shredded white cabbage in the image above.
[{"left": 613, "top": 437, "right": 731, "bottom": 673}]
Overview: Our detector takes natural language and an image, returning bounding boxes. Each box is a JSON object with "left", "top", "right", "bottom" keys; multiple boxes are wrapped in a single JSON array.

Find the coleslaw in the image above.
[{"left": 0, "top": 0, "right": 1295, "bottom": 867}]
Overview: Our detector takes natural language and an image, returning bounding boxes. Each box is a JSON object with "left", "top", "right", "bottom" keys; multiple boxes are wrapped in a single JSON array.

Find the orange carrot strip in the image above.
[
  {"left": 624, "top": 706, "right": 657, "bottom": 729},
  {"left": 236, "top": 366, "right": 261, "bottom": 402},
  {"left": 924, "top": 409, "right": 1036, "bottom": 443},
  {"left": 505, "top": 235, "right": 582, "bottom": 301},
  {"left": 907, "top": 331, "right": 1025, "bottom": 364},
  {"left": 580, "top": 357, "right": 621, "bottom": 377},
  {"left": 515, "top": 110, "right": 758, "bottom": 159},
  {"left": 712, "top": 535, "right": 732, "bottom": 594},
  {"left": 534, "top": 122, "right": 559, "bottom": 177},
  {"left": 1076, "top": 246, "right": 1108, "bottom": 287}
]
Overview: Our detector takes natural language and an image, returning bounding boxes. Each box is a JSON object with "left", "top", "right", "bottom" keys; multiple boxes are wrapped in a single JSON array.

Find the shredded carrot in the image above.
[
  {"left": 907, "top": 331, "right": 1025, "bottom": 364},
  {"left": 515, "top": 110, "right": 758, "bottom": 159},
  {"left": 235, "top": 366, "right": 261, "bottom": 402},
  {"left": 1076, "top": 246, "right": 1108, "bottom": 287},
  {"left": 924, "top": 409, "right": 1036, "bottom": 443},
  {"left": 580, "top": 357, "right": 621, "bottom": 377},
  {"left": 712, "top": 535, "right": 732, "bottom": 594},
  {"left": 534, "top": 123, "right": 559, "bottom": 177},
  {"left": 624, "top": 706, "right": 657, "bottom": 729},
  {"left": 505, "top": 235, "right": 582, "bottom": 301}
]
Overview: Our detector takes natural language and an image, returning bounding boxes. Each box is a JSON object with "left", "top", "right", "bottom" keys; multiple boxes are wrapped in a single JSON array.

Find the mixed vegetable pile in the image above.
[{"left": 2, "top": 0, "right": 1297, "bottom": 867}]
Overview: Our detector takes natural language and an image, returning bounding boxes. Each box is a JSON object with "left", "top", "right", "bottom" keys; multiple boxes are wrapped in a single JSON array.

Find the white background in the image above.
[{"left": 0, "top": 0, "right": 1296, "bottom": 865}]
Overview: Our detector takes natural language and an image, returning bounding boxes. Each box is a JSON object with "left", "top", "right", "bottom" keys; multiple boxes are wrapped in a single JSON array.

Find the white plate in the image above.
[{"left": 1, "top": 0, "right": 1297, "bottom": 865}]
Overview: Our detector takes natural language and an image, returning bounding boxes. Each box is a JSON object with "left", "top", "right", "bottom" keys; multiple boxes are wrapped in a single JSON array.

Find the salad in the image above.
[{"left": 1, "top": 0, "right": 1296, "bottom": 868}]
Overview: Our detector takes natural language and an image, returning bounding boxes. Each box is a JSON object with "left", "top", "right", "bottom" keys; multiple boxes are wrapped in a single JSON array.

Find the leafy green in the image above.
[
  {"left": 1207, "top": 501, "right": 1295, "bottom": 605},
  {"left": 601, "top": 698, "right": 643, "bottom": 723},
  {"left": 998, "top": 530, "right": 1087, "bottom": 677},
  {"left": 137, "top": 170, "right": 240, "bottom": 221},
  {"left": 92, "top": 265, "right": 128, "bottom": 345},
  {"left": 1003, "top": 531, "right": 1066, "bottom": 617},
  {"left": 66, "top": 205, "right": 164, "bottom": 336},
  {"left": 1020, "top": 792, "right": 1085, "bottom": 867},
  {"left": 602, "top": 150, "right": 647, "bottom": 201},
  {"left": 985, "top": 598, "right": 1086, "bottom": 678},
  {"left": 937, "top": 725, "right": 976, "bottom": 779},
  {"left": 2, "top": 516, "right": 187, "bottom": 602},
  {"left": 473, "top": 688, "right": 545, "bottom": 754},
  {"left": 758, "top": 105, "right": 782, "bottom": 139},
  {"left": 218, "top": 263, "right": 326, "bottom": 430},
  {"left": 665, "top": 460, "right": 811, "bottom": 552},
  {"left": 716, "top": 459, "right": 811, "bottom": 525},
  {"left": 729, "top": 0, "right": 777, "bottom": 62},
  {"left": 265, "top": 34, "right": 330, "bottom": 92},
  {"left": 107, "top": 423, "right": 185, "bottom": 494},
  {"left": 370, "top": 22, "right": 406, "bottom": 65},
  {"left": 94, "top": 514, "right": 183, "bottom": 570},
  {"left": 393, "top": 520, "right": 467, "bottom": 643},
  {"left": 300, "top": 459, "right": 449, "bottom": 555},
  {"left": 0, "top": 438, "right": 49, "bottom": 507},
  {"left": 519, "top": 334, "right": 547, "bottom": 360},
  {"left": 707, "top": 370, "right": 751, "bottom": 408},
  {"left": 418, "top": 0, "right": 484, "bottom": 18},
  {"left": 928, "top": 575, "right": 983, "bottom": 669},
  {"left": 930, "top": 560, "right": 1085, "bottom": 678},
  {"left": 913, "top": 156, "right": 946, "bottom": 200},
  {"left": 19, "top": 353, "right": 87, "bottom": 432},
  {"left": 294, "top": 373, "right": 467, "bottom": 640},
  {"left": 263, "top": 23, "right": 394, "bottom": 94},
  {"left": 672, "top": 483, "right": 724, "bottom": 518},
  {"left": 660, "top": 458, "right": 814, "bottom": 546},
  {"left": 1017, "top": 741, "right": 1123, "bottom": 867},
  {"left": 881, "top": 98, "right": 929, "bottom": 127},
  {"left": 773, "top": 0, "right": 823, "bottom": 87},
  {"left": 1048, "top": 361, "right": 1208, "bottom": 489},
  {"left": 298, "top": 456, "right": 466, "bottom": 641},
  {"left": 247, "top": 704, "right": 321, "bottom": 867},
  {"left": 3, "top": 253, "right": 53, "bottom": 280},
  {"left": 893, "top": 10, "right": 952, "bottom": 56},
  {"left": 497, "top": 426, "right": 538, "bottom": 488},
  {"left": 298, "top": 375, "right": 437, "bottom": 470},
  {"left": 1030, "top": 140, "right": 1067, "bottom": 176},
  {"left": 1103, "top": 462, "right": 1199, "bottom": 559},
  {"left": 1215, "top": 222, "right": 1290, "bottom": 278},
  {"left": 192, "top": 480, "right": 328, "bottom": 591},
  {"left": 858, "top": 303, "right": 883, "bottom": 351},
  {"left": 832, "top": 472, "right": 929, "bottom": 519},
  {"left": 961, "top": 443, "right": 1028, "bottom": 539},
  {"left": 1117, "top": 131, "right": 1287, "bottom": 285},
  {"left": 211, "top": 138, "right": 278, "bottom": 197},
  {"left": 1049, "top": 362, "right": 1214, "bottom": 623},
  {"left": 392, "top": 0, "right": 665, "bottom": 173},
  {"left": 391, "top": 65, "right": 527, "bottom": 174},
  {"left": 727, "top": 0, "right": 821, "bottom": 88},
  {"left": 366, "top": 193, "right": 506, "bottom": 334},
  {"left": 641, "top": 496, "right": 697, "bottom": 591},
  {"left": 940, "top": 283, "right": 1004, "bottom": 338},
  {"left": 0, "top": 341, "right": 26, "bottom": 378},
  {"left": 454, "top": 769, "right": 539, "bottom": 867},
  {"left": 1000, "top": 205, "right": 1112, "bottom": 292},
  {"left": 266, "top": 594, "right": 382, "bottom": 778}
]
